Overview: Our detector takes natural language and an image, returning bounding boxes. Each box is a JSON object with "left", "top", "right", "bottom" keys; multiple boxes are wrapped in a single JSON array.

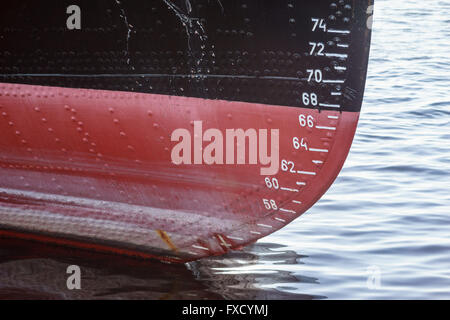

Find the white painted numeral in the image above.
[
  {"left": 293, "top": 137, "right": 308, "bottom": 150},
  {"left": 263, "top": 199, "right": 278, "bottom": 210},
  {"left": 309, "top": 42, "right": 325, "bottom": 56},
  {"left": 265, "top": 177, "right": 279, "bottom": 189},
  {"left": 307, "top": 69, "right": 323, "bottom": 83},
  {"left": 311, "top": 18, "right": 327, "bottom": 32},
  {"left": 281, "top": 160, "right": 296, "bottom": 173},
  {"left": 299, "top": 114, "right": 314, "bottom": 127},
  {"left": 302, "top": 92, "right": 318, "bottom": 106}
]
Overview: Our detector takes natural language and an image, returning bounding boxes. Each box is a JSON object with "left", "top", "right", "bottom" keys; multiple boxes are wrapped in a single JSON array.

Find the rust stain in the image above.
[{"left": 156, "top": 229, "right": 178, "bottom": 253}]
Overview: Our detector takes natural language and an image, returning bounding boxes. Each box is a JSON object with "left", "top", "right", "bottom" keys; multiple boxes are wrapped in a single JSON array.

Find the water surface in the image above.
[{"left": 0, "top": 0, "right": 449, "bottom": 299}]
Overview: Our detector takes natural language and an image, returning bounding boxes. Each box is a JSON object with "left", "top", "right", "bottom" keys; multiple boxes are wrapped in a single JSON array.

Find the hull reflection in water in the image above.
[{"left": 0, "top": 239, "right": 324, "bottom": 299}]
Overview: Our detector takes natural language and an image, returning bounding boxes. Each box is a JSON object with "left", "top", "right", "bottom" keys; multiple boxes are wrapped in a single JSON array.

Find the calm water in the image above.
[{"left": 1, "top": 0, "right": 449, "bottom": 299}]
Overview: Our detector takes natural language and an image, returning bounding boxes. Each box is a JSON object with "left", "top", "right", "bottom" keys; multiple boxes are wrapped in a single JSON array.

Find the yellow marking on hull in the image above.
[{"left": 156, "top": 229, "right": 178, "bottom": 253}]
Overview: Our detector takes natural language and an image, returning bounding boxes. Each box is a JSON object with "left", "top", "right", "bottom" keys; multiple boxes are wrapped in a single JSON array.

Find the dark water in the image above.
[{"left": 1, "top": 0, "right": 449, "bottom": 299}]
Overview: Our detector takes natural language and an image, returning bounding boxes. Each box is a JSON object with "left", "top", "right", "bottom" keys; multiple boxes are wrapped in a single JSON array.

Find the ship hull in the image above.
[{"left": 0, "top": 0, "right": 373, "bottom": 262}]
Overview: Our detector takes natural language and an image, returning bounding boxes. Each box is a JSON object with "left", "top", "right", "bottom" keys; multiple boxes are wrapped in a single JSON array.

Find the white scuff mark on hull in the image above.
[
  {"left": 185, "top": 0, "right": 192, "bottom": 13},
  {"left": 162, "top": 0, "right": 210, "bottom": 76},
  {"left": 114, "top": 0, "right": 134, "bottom": 68},
  {"left": 0, "top": 187, "right": 239, "bottom": 252},
  {"left": 216, "top": 0, "right": 224, "bottom": 13},
  {"left": 162, "top": 0, "right": 203, "bottom": 51}
]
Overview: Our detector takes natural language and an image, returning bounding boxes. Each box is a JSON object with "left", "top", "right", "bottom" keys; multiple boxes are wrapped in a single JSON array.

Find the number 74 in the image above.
[{"left": 311, "top": 18, "right": 327, "bottom": 32}]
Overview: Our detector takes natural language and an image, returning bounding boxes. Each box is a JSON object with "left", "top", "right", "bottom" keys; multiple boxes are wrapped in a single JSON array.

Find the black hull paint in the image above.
[{"left": 0, "top": 0, "right": 372, "bottom": 111}]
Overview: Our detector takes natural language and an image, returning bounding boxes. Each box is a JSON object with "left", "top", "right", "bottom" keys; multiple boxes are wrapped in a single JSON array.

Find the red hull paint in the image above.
[{"left": 0, "top": 83, "right": 359, "bottom": 262}]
